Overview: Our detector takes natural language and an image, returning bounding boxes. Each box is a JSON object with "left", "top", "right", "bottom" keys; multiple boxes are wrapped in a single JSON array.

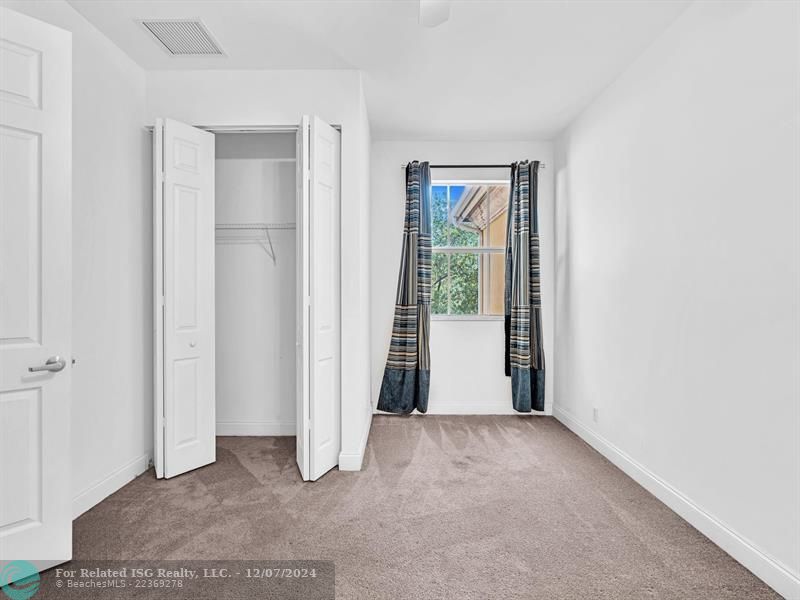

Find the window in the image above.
[{"left": 431, "top": 181, "right": 508, "bottom": 318}]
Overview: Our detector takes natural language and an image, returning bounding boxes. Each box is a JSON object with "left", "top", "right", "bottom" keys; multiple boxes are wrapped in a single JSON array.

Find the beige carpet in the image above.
[{"left": 52, "top": 416, "right": 778, "bottom": 599}]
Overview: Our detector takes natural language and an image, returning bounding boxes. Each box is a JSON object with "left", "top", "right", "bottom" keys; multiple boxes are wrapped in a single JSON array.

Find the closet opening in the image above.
[
  {"left": 214, "top": 132, "right": 297, "bottom": 438},
  {"left": 152, "top": 117, "right": 341, "bottom": 483}
]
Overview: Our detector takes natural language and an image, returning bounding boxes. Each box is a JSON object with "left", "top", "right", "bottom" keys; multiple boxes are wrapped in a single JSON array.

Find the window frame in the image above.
[{"left": 430, "top": 179, "right": 508, "bottom": 321}]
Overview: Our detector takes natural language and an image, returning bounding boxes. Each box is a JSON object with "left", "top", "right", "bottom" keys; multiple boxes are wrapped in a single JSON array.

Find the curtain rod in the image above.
[{"left": 399, "top": 162, "right": 546, "bottom": 170}]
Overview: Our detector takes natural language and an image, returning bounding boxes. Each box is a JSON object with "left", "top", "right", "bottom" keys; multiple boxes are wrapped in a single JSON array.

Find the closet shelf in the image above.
[{"left": 215, "top": 222, "right": 296, "bottom": 264}]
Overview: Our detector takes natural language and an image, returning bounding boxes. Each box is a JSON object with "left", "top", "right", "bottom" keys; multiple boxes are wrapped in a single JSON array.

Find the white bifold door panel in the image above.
[
  {"left": 153, "top": 118, "right": 216, "bottom": 479},
  {"left": 0, "top": 7, "right": 72, "bottom": 575},
  {"left": 296, "top": 116, "right": 341, "bottom": 481}
]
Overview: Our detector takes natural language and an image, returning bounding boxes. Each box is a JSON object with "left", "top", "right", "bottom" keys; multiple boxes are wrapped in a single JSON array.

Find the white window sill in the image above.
[{"left": 431, "top": 315, "right": 504, "bottom": 322}]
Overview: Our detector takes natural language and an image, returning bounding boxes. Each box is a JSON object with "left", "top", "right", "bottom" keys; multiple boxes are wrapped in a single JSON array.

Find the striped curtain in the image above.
[
  {"left": 504, "top": 161, "right": 545, "bottom": 412},
  {"left": 377, "top": 161, "right": 432, "bottom": 414}
]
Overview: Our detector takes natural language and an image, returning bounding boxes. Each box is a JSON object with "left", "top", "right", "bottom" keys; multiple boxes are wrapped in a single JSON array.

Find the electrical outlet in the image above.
[{"left": 593, "top": 407, "right": 599, "bottom": 423}]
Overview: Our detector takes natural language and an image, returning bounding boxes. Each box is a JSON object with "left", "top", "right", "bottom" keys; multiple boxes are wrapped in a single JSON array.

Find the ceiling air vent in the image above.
[{"left": 140, "top": 20, "right": 224, "bottom": 56}]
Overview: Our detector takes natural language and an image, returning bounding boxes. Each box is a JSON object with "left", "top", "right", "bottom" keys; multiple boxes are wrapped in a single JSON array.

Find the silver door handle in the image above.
[{"left": 28, "top": 356, "right": 66, "bottom": 373}]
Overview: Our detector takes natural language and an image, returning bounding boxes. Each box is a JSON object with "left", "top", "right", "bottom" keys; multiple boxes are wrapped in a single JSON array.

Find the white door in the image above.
[
  {"left": 0, "top": 7, "right": 72, "bottom": 574},
  {"left": 153, "top": 118, "right": 216, "bottom": 479},
  {"left": 296, "top": 116, "right": 341, "bottom": 481}
]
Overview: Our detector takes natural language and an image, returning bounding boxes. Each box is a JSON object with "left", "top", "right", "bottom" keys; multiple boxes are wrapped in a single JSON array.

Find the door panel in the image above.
[
  {"left": 173, "top": 358, "right": 200, "bottom": 446},
  {"left": 308, "top": 117, "right": 341, "bottom": 481},
  {"left": 0, "top": 126, "right": 40, "bottom": 342},
  {"left": 295, "top": 118, "right": 310, "bottom": 479},
  {"left": 0, "top": 6, "right": 71, "bottom": 574},
  {"left": 174, "top": 185, "right": 200, "bottom": 329},
  {"left": 0, "top": 390, "right": 42, "bottom": 529},
  {"left": 0, "top": 38, "right": 42, "bottom": 108},
  {"left": 153, "top": 121, "right": 164, "bottom": 478},
  {"left": 157, "top": 118, "right": 216, "bottom": 479},
  {"left": 310, "top": 118, "right": 340, "bottom": 479},
  {"left": 296, "top": 116, "right": 341, "bottom": 482}
]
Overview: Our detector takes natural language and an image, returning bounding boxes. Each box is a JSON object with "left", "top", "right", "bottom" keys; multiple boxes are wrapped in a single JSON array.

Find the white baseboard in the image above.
[
  {"left": 374, "top": 403, "right": 553, "bottom": 416},
  {"left": 72, "top": 454, "right": 149, "bottom": 519},
  {"left": 216, "top": 421, "right": 295, "bottom": 436},
  {"left": 426, "top": 401, "right": 553, "bottom": 415},
  {"left": 553, "top": 407, "right": 800, "bottom": 600},
  {"left": 339, "top": 411, "right": 372, "bottom": 471}
]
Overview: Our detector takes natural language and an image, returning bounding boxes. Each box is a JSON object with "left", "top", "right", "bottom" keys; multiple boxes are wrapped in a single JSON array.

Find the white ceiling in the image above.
[{"left": 67, "top": 0, "right": 690, "bottom": 140}]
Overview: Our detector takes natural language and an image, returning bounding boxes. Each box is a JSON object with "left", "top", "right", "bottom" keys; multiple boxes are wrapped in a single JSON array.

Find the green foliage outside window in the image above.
[
  {"left": 431, "top": 253, "right": 449, "bottom": 314},
  {"left": 431, "top": 186, "right": 480, "bottom": 315},
  {"left": 431, "top": 186, "right": 478, "bottom": 247}
]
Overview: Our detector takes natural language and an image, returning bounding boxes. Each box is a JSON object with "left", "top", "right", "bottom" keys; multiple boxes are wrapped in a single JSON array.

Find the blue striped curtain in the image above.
[
  {"left": 504, "top": 161, "right": 545, "bottom": 412},
  {"left": 377, "top": 161, "right": 432, "bottom": 414}
]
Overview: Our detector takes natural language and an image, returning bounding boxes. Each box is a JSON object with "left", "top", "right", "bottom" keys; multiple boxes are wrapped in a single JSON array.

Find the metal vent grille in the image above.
[{"left": 140, "top": 20, "right": 224, "bottom": 55}]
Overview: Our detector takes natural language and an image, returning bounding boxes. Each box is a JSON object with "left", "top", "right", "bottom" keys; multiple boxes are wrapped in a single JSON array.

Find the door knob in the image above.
[{"left": 28, "top": 355, "right": 67, "bottom": 373}]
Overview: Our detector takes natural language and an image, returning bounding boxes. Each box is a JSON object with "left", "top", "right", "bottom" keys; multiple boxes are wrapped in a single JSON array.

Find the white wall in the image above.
[
  {"left": 347, "top": 78, "right": 373, "bottom": 467},
  {"left": 146, "top": 70, "right": 372, "bottom": 469},
  {"left": 1, "top": 0, "right": 151, "bottom": 516},
  {"left": 214, "top": 133, "right": 296, "bottom": 436},
  {"left": 553, "top": 1, "right": 800, "bottom": 597},
  {"left": 370, "top": 141, "right": 554, "bottom": 414}
]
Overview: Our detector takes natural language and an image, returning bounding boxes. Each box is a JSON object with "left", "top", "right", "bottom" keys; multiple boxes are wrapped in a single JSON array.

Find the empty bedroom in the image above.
[{"left": 0, "top": 0, "right": 797, "bottom": 598}]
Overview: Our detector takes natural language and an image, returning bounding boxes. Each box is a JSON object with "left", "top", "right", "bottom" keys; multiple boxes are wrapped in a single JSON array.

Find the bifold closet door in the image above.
[
  {"left": 153, "top": 118, "right": 216, "bottom": 479},
  {"left": 296, "top": 116, "right": 341, "bottom": 481}
]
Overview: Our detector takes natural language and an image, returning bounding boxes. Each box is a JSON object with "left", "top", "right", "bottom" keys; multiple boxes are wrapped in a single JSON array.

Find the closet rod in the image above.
[{"left": 399, "top": 162, "right": 546, "bottom": 170}]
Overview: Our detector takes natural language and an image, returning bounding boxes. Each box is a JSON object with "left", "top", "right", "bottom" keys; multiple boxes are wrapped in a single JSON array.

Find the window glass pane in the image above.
[
  {"left": 448, "top": 185, "right": 479, "bottom": 247},
  {"left": 449, "top": 184, "right": 508, "bottom": 248},
  {"left": 483, "top": 252, "right": 505, "bottom": 316},
  {"left": 431, "top": 252, "right": 449, "bottom": 315},
  {"left": 431, "top": 250, "right": 505, "bottom": 317},
  {"left": 449, "top": 253, "right": 479, "bottom": 314},
  {"left": 430, "top": 181, "right": 509, "bottom": 318},
  {"left": 431, "top": 186, "right": 448, "bottom": 247}
]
